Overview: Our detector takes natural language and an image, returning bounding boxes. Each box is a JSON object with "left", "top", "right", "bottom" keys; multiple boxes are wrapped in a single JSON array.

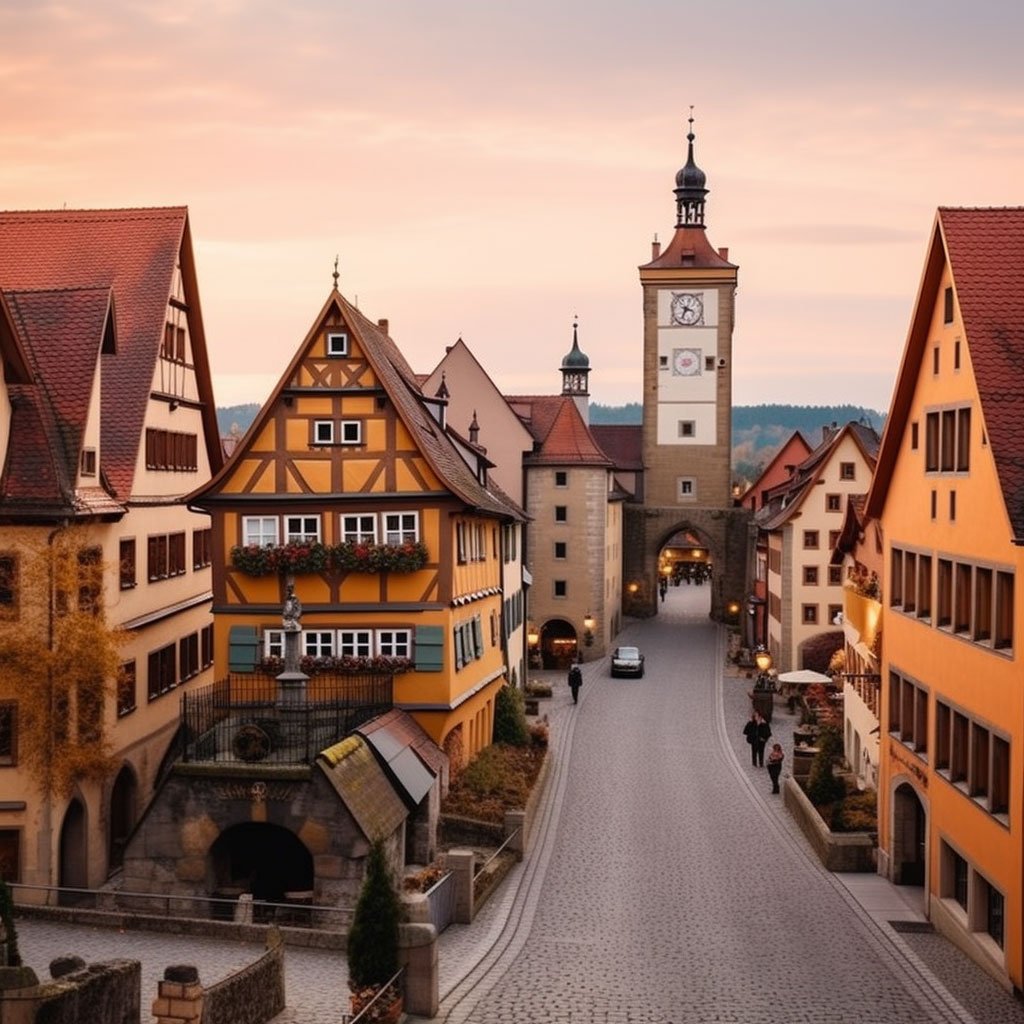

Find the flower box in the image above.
[{"left": 230, "top": 540, "right": 429, "bottom": 576}]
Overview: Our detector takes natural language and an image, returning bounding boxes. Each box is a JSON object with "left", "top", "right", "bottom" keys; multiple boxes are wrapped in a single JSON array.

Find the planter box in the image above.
[{"left": 783, "top": 777, "right": 876, "bottom": 872}]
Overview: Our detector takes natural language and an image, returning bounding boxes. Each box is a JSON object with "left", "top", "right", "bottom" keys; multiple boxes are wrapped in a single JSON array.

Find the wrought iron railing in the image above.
[
  {"left": 180, "top": 672, "right": 393, "bottom": 764},
  {"left": 10, "top": 882, "right": 351, "bottom": 931}
]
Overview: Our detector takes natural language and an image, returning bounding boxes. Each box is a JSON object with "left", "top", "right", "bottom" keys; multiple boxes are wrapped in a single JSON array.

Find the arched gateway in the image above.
[{"left": 623, "top": 506, "right": 752, "bottom": 622}]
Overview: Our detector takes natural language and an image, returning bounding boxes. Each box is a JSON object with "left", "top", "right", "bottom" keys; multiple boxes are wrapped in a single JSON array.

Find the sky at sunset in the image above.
[{"left": 3, "top": 1, "right": 1023, "bottom": 416}]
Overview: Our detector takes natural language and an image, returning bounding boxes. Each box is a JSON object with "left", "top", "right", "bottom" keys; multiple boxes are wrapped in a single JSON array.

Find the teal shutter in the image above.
[
  {"left": 473, "top": 615, "right": 484, "bottom": 658},
  {"left": 228, "top": 625, "right": 259, "bottom": 673},
  {"left": 414, "top": 625, "right": 444, "bottom": 672}
]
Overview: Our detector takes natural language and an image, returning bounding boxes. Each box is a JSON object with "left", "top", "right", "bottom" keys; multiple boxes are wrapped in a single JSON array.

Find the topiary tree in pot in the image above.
[{"left": 347, "top": 837, "right": 403, "bottom": 1020}]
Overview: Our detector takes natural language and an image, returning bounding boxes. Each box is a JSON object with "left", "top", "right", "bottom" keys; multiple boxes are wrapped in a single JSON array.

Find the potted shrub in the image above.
[{"left": 347, "top": 838, "right": 403, "bottom": 1022}]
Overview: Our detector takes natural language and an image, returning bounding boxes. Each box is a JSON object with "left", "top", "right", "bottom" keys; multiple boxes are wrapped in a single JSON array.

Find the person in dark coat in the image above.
[
  {"left": 767, "top": 743, "right": 785, "bottom": 793},
  {"left": 568, "top": 664, "right": 582, "bottom": 704},
  {"left": 743, "top": 711, "right": 771, "bottom": 767}
]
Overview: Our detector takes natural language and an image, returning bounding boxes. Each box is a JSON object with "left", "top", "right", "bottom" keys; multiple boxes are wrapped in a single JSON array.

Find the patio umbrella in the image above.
[{"left": 777, "top": 669, "right": 833, "bottom": 686}]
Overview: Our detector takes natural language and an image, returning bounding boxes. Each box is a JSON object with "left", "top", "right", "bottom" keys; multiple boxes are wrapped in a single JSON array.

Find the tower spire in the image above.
[{"left": 674, "top": 107, "right": 708, "bottom": 228}]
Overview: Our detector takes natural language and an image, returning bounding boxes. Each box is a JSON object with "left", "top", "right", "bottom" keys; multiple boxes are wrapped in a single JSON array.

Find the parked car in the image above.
[{"left": 610, "top": 645, "right": 644, "bottom": 678}]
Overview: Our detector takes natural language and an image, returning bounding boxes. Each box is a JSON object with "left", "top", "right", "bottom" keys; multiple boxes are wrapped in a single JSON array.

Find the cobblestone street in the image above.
[{"left": 433, "top": 585, "right": 1024, "bottom": 1024}]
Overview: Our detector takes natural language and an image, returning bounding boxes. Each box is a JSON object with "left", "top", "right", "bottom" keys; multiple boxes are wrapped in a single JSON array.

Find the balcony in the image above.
[{"left": 180, "top": 672, "right": 393, "bottom": 765}]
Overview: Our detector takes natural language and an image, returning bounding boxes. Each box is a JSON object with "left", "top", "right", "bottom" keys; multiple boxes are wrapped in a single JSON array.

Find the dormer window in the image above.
[
  {"left": 326, "top": 332, "right": 348, "bottom": 356},
  {"left": 80, "top": 448, "right": 97, "bottom": 477}
]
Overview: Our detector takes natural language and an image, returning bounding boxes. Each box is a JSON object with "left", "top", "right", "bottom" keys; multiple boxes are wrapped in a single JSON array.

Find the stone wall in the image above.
[
  {"left": 0, "top": 958, "right": 141, "bottom": 1024},
  {"left": 201, "top": 931, "right": 285, "bottom": 1024}
]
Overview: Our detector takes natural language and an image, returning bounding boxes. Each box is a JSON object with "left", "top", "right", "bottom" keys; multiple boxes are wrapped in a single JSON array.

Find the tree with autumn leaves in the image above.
[{"left": 0, "top": 528, "right": 124, "bottom": 797}]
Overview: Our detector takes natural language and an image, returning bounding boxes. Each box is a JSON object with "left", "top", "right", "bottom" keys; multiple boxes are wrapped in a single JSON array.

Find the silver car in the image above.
[{"left": 610, "top": 645, "right": 644, "bottom": 678}]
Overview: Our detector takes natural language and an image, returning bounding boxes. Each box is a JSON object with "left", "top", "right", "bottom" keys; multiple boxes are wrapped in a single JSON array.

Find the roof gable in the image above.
[
  {"left": 867, "top": 208, "right": 1024, "bottom": 540},
  {"left": 0, "top": 286, "right": 116, "bottom": 515},
  {"left": 192, "top": 290, "right": 522, "bottom": 519},
  {"left": 508, "top": 394, "right": 613, "bottom": 467},
  {"left": 0, "top": 207, "right": 221, "bottom": 498}
]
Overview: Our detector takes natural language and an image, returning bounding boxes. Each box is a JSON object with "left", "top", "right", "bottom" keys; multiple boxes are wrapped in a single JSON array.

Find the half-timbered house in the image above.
[{"left": 188, "top": 286, "right": 526, "bottom": 772}]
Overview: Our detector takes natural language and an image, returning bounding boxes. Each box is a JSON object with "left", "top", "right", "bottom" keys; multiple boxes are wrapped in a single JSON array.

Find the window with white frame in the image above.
[
  {"left": 303, "top": 631, "right": 334, "bottom": 657},
  {"left": 339, "top": 630, "right": 373, "bottom": 657},
  {"left": 679, "top": 478, "right": 696, "bottom": 498},
  {"left": 244, "top": 516, "right": 279, "bottom": 547},
  {"left": 378, "top": 630, "right": 411, "bottom": 658},
  {"left": 285, "top": 516, "right": 321, "bottom": 544},
  {"left": 341, "top": 514, "right": 377, "bottom": 544},
  {"left": 313, "top": 421, "right": 334, "bottom": 444},
  {"left": 383, "top": 512, "right": 418, "bottom": 544},
  {"left": 340, "top": 421, "right": 362, "bottom": 445},
  {"left": 264, "top": 630, "right": 284, "bottom": 657},
  {"left": 326, "top": 331, "right": 348, "bottom": 356}
]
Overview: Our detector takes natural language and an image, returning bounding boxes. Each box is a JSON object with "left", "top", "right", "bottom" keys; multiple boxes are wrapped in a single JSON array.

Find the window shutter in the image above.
[
  {"left": 414, "top": 625, "right": 444, "bottom": 672},
  {"left": 228, "top": 625, "right": 259, "bottom": 673},
  {"left": 473, "top": 615, "right": 484, "bottom": 658}
]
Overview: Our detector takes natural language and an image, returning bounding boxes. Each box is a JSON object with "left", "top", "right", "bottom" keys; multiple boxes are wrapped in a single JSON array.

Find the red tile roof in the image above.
[
  {"left": 940, "top": 208, "right": 1024, "bottom": 540},
  {"left": 590, "top": 424, "right": 643, "bottom": 470},
  {"left": 1, "top": 287, "right": 116, "bottom": 515},
  {"left": 639, "top": 225, "right": 737, "bottom": 271},
  {"left": 506, "top": 395, "right": 613, "bottom": 467},
  {"left": 0, "top": 207, "right": 201, "bottom": 500}
]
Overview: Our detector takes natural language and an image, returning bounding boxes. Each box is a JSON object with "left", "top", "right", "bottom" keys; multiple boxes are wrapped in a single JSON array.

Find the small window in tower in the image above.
[
  {"left": 705, "top": 356, "right": 715, "bottom": 371},
  {"left": 555, "top": 471, "right": 567, "bottom": 488},
  {"left": 678, "top": 478, "right": 696, "bottom": 500},
  {"left": 678, "top": 421, "right": 695, "bottom": 438},
  {"left": 944, "top": 286, "right": 954, "bottom": 324},
  {"left": 659, "top": 355, "right": 668, "bottom": 369}
]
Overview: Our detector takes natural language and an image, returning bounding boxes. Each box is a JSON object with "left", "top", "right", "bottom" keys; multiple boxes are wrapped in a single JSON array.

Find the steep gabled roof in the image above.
[
  {"left": 639, "top": 225, "right": 737, "bottom": 272},
  {"left": 759, "top": 422, "right": 879, "bottom": 531},
  {"left": 867, "top": 207, "right": 1024, "bottom": 540},
  {"left": 741, "top": 430, "right": 813, "bottom": 510},
  {"left": 506, "top": 394, "right": 613, "bottom": 468},
  {"left": 0, "top": 207, "right": 222, "bottom": 498},
  {"left": 1, "top": 286, "right": 124, "bottom": 518},
  {"left": 192, "top": 290, "right": 523, "bottom": 520}
]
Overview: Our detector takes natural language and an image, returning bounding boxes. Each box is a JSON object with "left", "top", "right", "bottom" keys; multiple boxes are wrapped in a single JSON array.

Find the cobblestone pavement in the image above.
[
  {"left": 16, "top": 918, "right": 349, "bottom": 1023},
  {"left": 430, "top": 585, "right": 1024, "bottom": 1024}
]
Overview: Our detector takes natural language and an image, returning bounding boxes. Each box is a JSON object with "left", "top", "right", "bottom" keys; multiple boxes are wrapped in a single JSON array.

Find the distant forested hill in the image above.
[
  {"left": 217, "top": 403, "right": 261, "bottom": 436},
  {"left": 217, "top": 400, "right": 883, "bottom": 481}
]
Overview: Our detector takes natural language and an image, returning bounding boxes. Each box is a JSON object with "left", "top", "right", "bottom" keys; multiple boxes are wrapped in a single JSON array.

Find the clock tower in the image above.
[{"left": 639, "top": 117, "right": 737, "bottom": 508}]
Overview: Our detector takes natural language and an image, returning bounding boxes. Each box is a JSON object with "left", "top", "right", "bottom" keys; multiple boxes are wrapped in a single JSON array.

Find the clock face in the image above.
[
  {"left": 670, "top": 292, "right": 704, "bottom": 326},
  {"left": 672, "top": 348, "right": 702, "bottom": 376}
]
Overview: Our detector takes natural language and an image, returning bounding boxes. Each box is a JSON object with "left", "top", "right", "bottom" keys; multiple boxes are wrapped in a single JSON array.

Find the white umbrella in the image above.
[{"left": 777, "top": 669, "right": 833, "bottom": 686}]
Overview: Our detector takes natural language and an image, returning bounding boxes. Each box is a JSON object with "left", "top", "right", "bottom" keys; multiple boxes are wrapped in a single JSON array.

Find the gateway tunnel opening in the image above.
[{"left": 657, "top": 530, "right": 713, "bottom": 617}]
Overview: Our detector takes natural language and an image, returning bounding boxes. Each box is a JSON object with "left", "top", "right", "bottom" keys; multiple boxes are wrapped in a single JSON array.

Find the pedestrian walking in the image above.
[
  {"left": 766, "top": 742, "right": 785, "bottom": 793},
  {"left": 743, "top": 711, "right": 771, "bottom": 767},
  {"left": 568, "top": 664, "right": 582, "bottom": 704}
]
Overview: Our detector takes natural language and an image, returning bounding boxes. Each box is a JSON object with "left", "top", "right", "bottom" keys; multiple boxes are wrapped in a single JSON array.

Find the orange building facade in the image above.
[
  {"left": 189, "top": 289, "right": 524, "bottom": 768},
  {"left": 869, "top": 208, "right": 1024, "bottom": 990}
]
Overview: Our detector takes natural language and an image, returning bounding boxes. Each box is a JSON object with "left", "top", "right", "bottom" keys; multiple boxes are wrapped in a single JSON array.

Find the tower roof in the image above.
[
  {"left": 560, "top": 318, "right": 589, "bottom": 369},
  {"left": 674, "top": 112, "right": 708, "bottom": 229}
]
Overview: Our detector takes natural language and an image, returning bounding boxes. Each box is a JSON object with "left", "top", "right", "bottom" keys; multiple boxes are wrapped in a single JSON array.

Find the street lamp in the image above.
[
  {"left": 752, "top": 645, "right": 775, "bottom": 723},
  {"left": 583, "top": 612, "right": 595, "bottom": 647}
]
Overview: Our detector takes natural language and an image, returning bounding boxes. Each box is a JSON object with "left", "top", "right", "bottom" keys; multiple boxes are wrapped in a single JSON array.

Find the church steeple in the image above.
[
  {"left": 674, "top": 109, "right": 708, "bottom": 228},
  {"left": 560, "top": 317, "right": 590, "bottom": 398}
]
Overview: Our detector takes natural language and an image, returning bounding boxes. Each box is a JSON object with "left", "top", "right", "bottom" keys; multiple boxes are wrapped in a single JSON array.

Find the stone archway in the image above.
[
  {"left": 58, "top": 797, "right": 88, "bottom": 902},
  {"left": 209, "top": 822, "right": 314, "bottom": 904},
  {"left": 891, "top": 781, "right": 927, "bottom": 886},
  {"left": 623, "top": 505, "right": 752, "bottom": 622},
  {"left": 108, "top": 764, "right": 138, "bottom": 874},
  {"left": 537, "top": 618, "right": 578, "bottom": 670}
]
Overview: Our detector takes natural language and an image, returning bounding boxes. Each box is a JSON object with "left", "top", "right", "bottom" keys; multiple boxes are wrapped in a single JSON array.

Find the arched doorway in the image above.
[
  {"left": 59, "top": 797, "right": 88, "bottom": 903},
  {"left": 657, "top": 529, "right": 713, "bottom": 616},
  {"left": 108, "top": 765, "right": 138, "bottom": 874},
  {"left": 537, "top": 618, "right": 578, "bottom": 670},
  {"left": 209, "top": 822, "right": 314, "bottom": 905},
  {"left": 892, "top": 782, "right": 927, "bottom": 886}
]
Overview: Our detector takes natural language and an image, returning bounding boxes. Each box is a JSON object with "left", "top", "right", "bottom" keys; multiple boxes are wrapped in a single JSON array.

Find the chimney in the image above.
[
  {"left": 822, "top": 421, "right": 839, "bottom": 444},
  {"left": 651, "top": 235, "right": 661, "bottom": 260},
  {"left": 377, "top": 318, "right": 389, "bottom": 334},
  {"left": 718, "top": 247, "right": 729, "bottom": 261}
]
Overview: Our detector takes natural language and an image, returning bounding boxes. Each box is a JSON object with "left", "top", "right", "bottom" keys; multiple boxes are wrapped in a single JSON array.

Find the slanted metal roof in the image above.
[
  {"left": 356, "top": 709, "right": 442, "bottom": 807},
  {"left": 318, "top": 735, "right": 406, "bottom": 841}
]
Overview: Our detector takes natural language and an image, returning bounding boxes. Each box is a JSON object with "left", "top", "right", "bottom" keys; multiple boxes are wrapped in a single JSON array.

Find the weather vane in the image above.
[{"left": 332, "top": 255, "right": 339, "bottom": 289}]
